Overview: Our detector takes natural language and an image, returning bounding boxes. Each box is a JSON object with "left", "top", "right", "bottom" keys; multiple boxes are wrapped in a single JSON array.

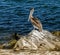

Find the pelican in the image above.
[{"left": 28, "top": 8, "right": 42, "bottom": 32}]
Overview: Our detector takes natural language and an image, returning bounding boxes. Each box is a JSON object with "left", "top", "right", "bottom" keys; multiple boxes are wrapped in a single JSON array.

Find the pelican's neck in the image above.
[
  {"left": 28, "top": 9, "right": 34, "bottom": 21},
  {"left": 29, "top": 11, "right": 33, "bottom": 18}
]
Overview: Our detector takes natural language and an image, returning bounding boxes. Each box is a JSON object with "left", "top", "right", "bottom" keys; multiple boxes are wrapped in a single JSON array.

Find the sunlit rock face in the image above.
[{"left": 14, "top": 30, "right": 60, "bottom": 50}]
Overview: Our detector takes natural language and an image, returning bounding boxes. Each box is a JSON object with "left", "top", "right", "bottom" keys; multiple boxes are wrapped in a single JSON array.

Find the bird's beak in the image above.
[
  {"left": 28, "top": 17, "right": 30, "bottom": 22},
  {"left": 28, "top": 15, "right": 30, "bottom": 22}
]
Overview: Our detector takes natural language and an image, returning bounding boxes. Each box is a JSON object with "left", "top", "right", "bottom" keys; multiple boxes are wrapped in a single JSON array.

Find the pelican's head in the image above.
[
  {"left": 28, "top": 8, "right": 34, "bottom": 21},
  {"left": 30, "top": 8, "right": 34, "bottom": 12}
]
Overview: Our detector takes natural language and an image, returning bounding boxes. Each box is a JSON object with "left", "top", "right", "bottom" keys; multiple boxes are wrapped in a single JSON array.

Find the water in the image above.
[{"left": 0, "top": 0, "right": 60, "bottom": 37}]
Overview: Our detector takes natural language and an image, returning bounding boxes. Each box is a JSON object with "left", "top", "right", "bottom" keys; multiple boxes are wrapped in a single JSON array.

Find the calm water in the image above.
[{"left": 0, "top": 0, "right": 60, "bottom": 37}]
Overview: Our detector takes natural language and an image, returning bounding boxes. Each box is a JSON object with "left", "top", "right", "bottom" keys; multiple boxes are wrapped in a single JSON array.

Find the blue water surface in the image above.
[{"left": 0, "top": 0, "right": 60, "bottom": 37}]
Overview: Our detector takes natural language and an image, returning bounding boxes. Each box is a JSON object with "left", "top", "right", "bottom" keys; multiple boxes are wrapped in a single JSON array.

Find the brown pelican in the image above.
[{"left": 28, "top": 8, "right": 42, "bottom": 32}]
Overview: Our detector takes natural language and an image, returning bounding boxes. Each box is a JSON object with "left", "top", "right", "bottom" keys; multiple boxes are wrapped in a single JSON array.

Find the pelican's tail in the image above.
[
  {"left": 28, "top": 8, "right": 34, "bottom": 21},
  {"left": 39, "top": 23, "right": 43, "bottom": 32}
]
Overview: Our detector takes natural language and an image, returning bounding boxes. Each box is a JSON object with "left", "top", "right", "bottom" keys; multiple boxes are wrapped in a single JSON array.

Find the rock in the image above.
[
  {"left": 3, "top": 40, "right": 17, "bottom": 49},
  {"left": 51, "top": 31, "right": 60, "bottom": 37},
  {"left": 1, "top": 30, "right": 60, "bottom": 51},
  {"left": 13, "top": 30, "right": 60, "bottom": 51},
  {"left": 0, "top": 49, "right": 60, "bottom": 55},
  {"left": 0, "top": 45, "right": 3, "bottom": 49}
]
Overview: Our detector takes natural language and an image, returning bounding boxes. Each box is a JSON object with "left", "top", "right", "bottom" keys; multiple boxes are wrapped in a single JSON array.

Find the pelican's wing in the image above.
[
  {"left": 33, "top": 17, "right": 42, "bottom": 31},
  {"left": 32, "top": 17, "right": 41, "bottom": 24}
]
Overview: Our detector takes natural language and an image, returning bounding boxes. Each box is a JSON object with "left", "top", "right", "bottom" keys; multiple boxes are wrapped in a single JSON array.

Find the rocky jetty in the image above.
[
  {"left": 0, "top": 30, "right": 60, "bottom": 55},
  {"left": 13, "top": 30, "right": 60, "bottom": 51}
]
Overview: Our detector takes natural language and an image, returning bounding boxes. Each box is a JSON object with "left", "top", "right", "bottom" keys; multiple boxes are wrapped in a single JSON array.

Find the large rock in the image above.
[{"left": 13, "top": 30, "right": 60, "bottom": 51}]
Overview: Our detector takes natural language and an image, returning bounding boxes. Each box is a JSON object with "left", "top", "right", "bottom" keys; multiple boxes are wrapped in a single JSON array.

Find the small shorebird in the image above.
[{"left": 28, "top": 8, "right": 42, "bottom": 32}]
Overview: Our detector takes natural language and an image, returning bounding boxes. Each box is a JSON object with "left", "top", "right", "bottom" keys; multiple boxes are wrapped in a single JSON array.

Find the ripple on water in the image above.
[{"left": 0, "top": 0, "right": 60, "bottom": 36}]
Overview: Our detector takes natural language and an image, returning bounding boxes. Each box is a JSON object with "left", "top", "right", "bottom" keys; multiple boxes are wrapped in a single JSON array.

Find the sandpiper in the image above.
[{"left": 28, "top": 8, "right": 42, "bottom": 32}]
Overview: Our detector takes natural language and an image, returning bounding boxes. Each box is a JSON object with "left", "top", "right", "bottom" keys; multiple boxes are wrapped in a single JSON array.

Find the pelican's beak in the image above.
[
  {"left": 28, "top": 13, "right": 30, "bottom": 22},
  {"left": 28, "top": 17, "right": 30, "bottom": 22},
  {"left": 28, "top": 19, "right": 29, "bottom": 21}
]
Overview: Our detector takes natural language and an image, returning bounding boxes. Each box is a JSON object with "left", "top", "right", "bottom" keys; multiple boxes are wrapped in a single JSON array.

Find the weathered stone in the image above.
[
  {"left": 51, "top": 31, "right": 60, "bottom": 37},
  {"left": 3, "top": 40, "right": 17, "bottom": 49},
  {"left": 0, "top": 49, "right": 60, "bottom": 55},
  {"left": 13, "top": 30, "right": 60, "bottom": 51}
]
